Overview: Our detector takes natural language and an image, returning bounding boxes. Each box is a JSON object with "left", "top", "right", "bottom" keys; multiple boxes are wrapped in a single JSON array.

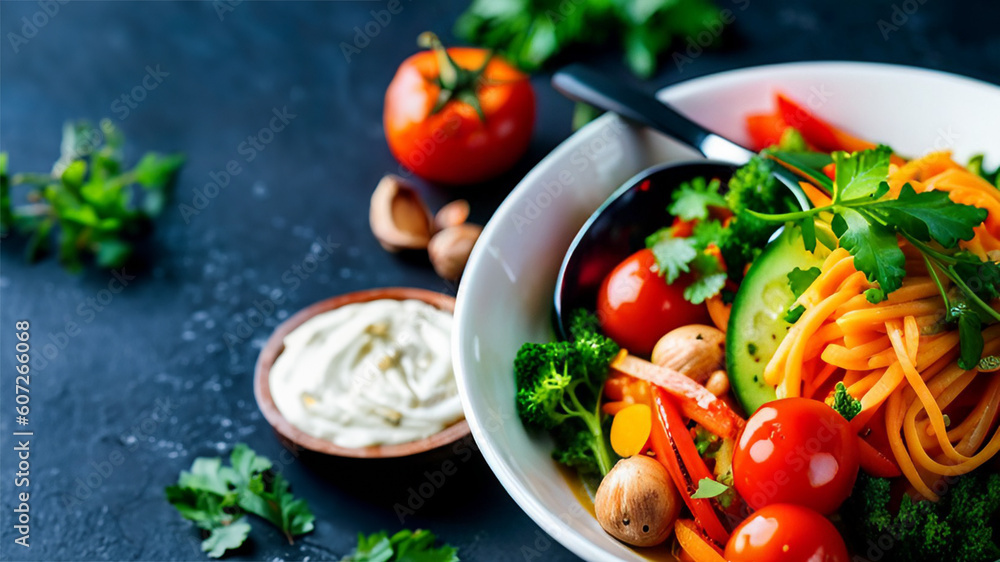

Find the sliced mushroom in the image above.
[
  {"left": 595, "top": 455, "right": 681, "bottom": 547},
  {"left": 651, "top": 324, "right": 726, "bottom": 384},
  {"left": 434, "top": 199, "right": 471, "bottom": 231},
  {"left": 428, "top": 223, "right": 482, "bottom": 281},
  {"left": 369, "top": 175, "right": 435, "bottom": 252}
]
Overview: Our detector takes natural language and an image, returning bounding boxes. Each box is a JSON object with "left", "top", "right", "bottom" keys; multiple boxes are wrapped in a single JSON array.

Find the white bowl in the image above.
[{"left": 452, "top": 62, "right": 1000, "bottom": 561}]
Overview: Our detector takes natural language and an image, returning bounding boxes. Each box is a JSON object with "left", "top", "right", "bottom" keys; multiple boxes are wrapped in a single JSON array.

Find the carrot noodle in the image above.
[{"left": 763, "top": 152, "right": 1000, "bottom": 500}]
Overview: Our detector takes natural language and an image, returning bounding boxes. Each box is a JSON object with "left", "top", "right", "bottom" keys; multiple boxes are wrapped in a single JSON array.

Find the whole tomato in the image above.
[
  {"left": 383, "top": 33, "right": 535, "bottom": 185},
  {"left": 725, "top": 504, "right": 850, "bottom": 562},
  {"left": 596, "top": 248, "right": 710, "bottom": 356},
  {"left": 732, "top": 397, "right": 859, "bottom": 514}
]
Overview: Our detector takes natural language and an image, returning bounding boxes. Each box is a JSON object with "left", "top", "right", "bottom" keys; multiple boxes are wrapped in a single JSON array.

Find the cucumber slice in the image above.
[{"left": 726, "top": 226, "right": 829, "bottom": 415}]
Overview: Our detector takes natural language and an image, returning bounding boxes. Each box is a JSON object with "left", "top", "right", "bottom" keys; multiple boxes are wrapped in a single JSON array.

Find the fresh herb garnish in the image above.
[
  {"left": 646, "top": 155, "right": 799, "bottom": 304},
  {"left": 166, "top": 444, "right": 315, "bottom": 558},
  {"left": 968, "top": 154, "right": 999, "bottom": 189},
  {"left": 0, "top": 119, "right": 183, "bottom": 271},
  {"left": 691, "top": 477, "right": 729, "bottom": 499},
  {"left": 454, "top": 0, "right": 722, "bottom": 78},
  {"left": 749, "top": 146, "right": 998, "bottom": 368},
  {"left": 341, "top": 529, "right": 460, "bottom": 562},
  {"left": 783, "top": 266, "right": 821, "bottom": 323}
]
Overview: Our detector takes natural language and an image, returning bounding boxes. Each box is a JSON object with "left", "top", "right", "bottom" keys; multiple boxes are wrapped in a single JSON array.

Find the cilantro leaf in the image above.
[
  {"left": 343, "top": 529, "right": 459, "bottom": 562},
  {"left": 669, "top": 177, "right": 726, "bottom": 221},
  {"left": 166, "top": 444, "right": 314, "bottom": 559},
  {"left": 788, "top": 266, "right": 821, "bottom": 298},
  {"left": 646, "top": 229, "right": 697, "bottom": 284},
  {"left": 833, "top": 146, "right": 891, "bottom": 202},
  {"left": 684, "top": 252, "right": 727, "bottom": 304},
  {"left": 691, "top": 478, "right": 730, "bottom": 499},
  {"left": 868, "top": 184, "right": 986, "bottom": 248},
  {"left": 832, "top": 208, "right": 906, "bottom": 295},
  {"left": 178, "top": 457, "right": 234, "bottom": 496},
  {"left": 950, "top": 302, "right": 986, "bottom": 371},
  {"left": 238, "top": 472, "right": 315, "bottom": 542},
  {"left": 202, "top": 521, "right": 252, "bottom": 558}
]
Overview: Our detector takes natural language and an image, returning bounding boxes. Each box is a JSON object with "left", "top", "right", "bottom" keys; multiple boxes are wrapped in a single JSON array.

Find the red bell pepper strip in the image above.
[
  {"left": 611, "top": 353, "right": 745, "bottom": 439},
  {"left": 775, "top": 92, "right": 887, "bottom": 154},
  {"left": 857, "top": 435, "right": 901, "bottom": 478},
  {"left": 649, "top": 387, "right": 731, "bottom": 544},
  {"left": 746, "top": 111, "right": 788, "bottom": 151}
]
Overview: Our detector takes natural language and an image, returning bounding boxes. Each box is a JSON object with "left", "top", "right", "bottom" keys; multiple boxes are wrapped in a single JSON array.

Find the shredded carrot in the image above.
[{"left": 760, "top": 153, "right": 1000, "bottom": 499}]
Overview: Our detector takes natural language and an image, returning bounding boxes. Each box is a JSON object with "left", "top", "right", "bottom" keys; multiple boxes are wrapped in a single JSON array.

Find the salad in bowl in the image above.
[{"left": 453, "top": 63, "right": 1000, "bottom": 562}]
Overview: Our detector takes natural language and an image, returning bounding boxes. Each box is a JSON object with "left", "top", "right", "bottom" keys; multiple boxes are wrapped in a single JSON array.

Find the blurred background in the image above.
[{"left": 1, "top": 0, "right": 998, "bottom": 560}]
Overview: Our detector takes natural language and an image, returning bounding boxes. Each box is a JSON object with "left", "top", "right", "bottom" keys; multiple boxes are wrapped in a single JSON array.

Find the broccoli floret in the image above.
[
  {"left": 514, "top": 311, "right": 618, "bottom": 476},
  {"left": 568, "top": 309, "right": 620, "bottom": 385},
  {"left": 551, "top": 424, "right": 603, "bottom": 476},
  {"left": 831, "top": 382, "right": 862, "bottom": 421},
  {"left": 843, "top": 472, "right": 1000, "bottom": 562},
  {"left": 718, "top": 156, "right": 798, "bottom": 279}
]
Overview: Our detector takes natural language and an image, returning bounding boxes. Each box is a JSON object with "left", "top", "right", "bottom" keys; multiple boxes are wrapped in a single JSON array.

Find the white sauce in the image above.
[{"left": 269, "top": 298, "right": 463, "bottom": 448}]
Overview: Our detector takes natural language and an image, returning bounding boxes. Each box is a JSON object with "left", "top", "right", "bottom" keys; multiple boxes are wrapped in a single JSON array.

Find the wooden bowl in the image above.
[{"left": 254, "top": 287, "right": 470, "bottom": 459}]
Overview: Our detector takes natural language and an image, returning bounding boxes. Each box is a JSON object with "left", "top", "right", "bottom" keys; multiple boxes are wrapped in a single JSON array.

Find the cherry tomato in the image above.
[
  {"left": 596, "top": 248, "right": 709, "bottom": 356},
  {"left": 383, "top": 33, "right": 535, "bottom": 185},
  {"left": 725, "top": 504, "right": 849, "bottom": 562},
  {"left": 732, "top": 398, "right": 859, "bottom": 514}
]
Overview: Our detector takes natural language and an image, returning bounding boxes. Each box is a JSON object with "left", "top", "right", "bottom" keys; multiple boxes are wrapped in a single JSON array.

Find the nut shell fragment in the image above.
[
  {"left": 369, "top": 175, "right": 435, "bottom": 252},
  {"left": 427, "top": 223, "right": 482, "bottom": 281}
]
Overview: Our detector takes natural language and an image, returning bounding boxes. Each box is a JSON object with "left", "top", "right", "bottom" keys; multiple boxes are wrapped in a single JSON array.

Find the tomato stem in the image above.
[{"left": 417, "top": 31, "right": 488, "bottom": 121}]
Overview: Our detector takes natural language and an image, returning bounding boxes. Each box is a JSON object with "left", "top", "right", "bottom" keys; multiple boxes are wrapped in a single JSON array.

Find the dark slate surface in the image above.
[{"left": 0, "top": 1, "right": 997, "bottom": 561}]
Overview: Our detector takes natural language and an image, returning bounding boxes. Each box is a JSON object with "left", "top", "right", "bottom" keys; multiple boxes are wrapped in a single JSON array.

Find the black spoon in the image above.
[{"left": 551, "top": 64, "right": 808, "bottom": 339}]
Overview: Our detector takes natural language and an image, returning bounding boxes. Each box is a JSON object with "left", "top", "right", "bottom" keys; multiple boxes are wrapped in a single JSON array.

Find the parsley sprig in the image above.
[
  {"left": 341, "top": 529, "right": 460, "bottom": 562},
  {"left": 166, "top": 444, "right": 315, "bottom": 558},
  {"left": 749, "top": 146, "right": 999, "bottom": 369},
  {"left": 0, "top": 119, "right": 183, "bottom": 271}
]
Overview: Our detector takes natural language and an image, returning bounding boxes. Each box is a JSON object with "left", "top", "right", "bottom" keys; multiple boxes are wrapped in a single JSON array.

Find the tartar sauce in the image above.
[{"left": 269, "top": 298, "right": 463, "bottom": 448}]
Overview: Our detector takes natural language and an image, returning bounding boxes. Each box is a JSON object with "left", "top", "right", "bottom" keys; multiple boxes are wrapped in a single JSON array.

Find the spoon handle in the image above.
[{"left": 552, "top": 64, "right": 754, "bottom": 164}]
